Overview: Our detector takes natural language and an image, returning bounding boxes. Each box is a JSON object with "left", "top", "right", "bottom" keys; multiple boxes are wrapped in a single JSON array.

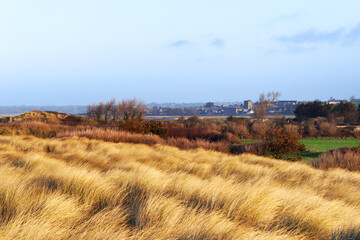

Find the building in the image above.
[
  {"left": 275, "top": 100, "right": 298, "bottom": 107},
  {"left": 327, "top": 100, "right": 347, "bottom": 105},
  {"left": 244, "top": 100, "right": 253, "bottom": 110}
]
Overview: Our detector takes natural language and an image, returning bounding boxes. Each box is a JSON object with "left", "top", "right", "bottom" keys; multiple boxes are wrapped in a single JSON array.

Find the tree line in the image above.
[
  {"left": 294, "top": 100, "right": 360, "bottom": 123},
  {"left": 87, "top": 98, "right": 146, "bottom": 123}
]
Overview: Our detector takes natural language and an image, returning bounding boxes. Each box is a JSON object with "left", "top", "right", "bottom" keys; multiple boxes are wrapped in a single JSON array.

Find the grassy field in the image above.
[
  {"left": 300, "top": 138, "right": 360, "bottom": 162},
  {"left": 241, "top": 138, "right": 360, "bottom": 162},
  {"left": 300, "top": 138, "right": 360, "bottom": 152},
  {"left": 0, "top": 135, "right": 359, "bottom": 239}
]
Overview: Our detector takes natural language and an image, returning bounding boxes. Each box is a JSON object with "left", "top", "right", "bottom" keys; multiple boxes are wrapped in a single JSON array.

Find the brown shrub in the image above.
[
  {"left": 189, "top": 139, "right": 229, "bottom": 153},
  {"left": 167, "top": 126, "right": 203, "bottom": 139},
  {"left": 301, "top": 120, "right": 318, "bottom": 137},
  {"left": 250, "top": 121, "right": 269, "bottom": 139},
  {"left": 3, "top": 121, "right": 71, "bottom": 138},
  {"left": 58, "top": 128, "right": 230, "bottom": 153},
  {"left": 285, "top": 124, "right": 299, "bottom": 134},
  {"left": 165, "top": 137, "right": 192, "bottom": 149},
  {"left": 266, "top": 128, "right": 306, "bottom": 160},
  {"left": 162, "top": 137, "right": 229, "bottom": 153},
  {"left": 201, "top": 130, "right": 227, "bottom": 142},
  {"left": 230, "top": 142, "right": 267, "bottom": 155},
  {"left": 223, "top": 122, "right": 250, "bottom": 139},
  {"left": 234, "top": 124, "right": 250, "bottom": 139},
  {"left": 311, "top": 147, "right": 360, "bottom": 171},
  {"left": 119, "top": 120, "right": 148, "bottom": 134},
  {"left": 57, "top": 128, "right": 163, "bottom": 146},
  {"left": 61, "top": 115, "right": 84, "bottom": 126},
  {"left": 224, "top": 132, "right": 240, "bottom": 144},
  {"left": 353, "top": 127, "right": 360, "bottom": 138},
  {"left": 318, "top": 122, "right": 338, "bottom": 137},
  {"left": 146, "top": 120, "right": 169, "bottom": 138}
]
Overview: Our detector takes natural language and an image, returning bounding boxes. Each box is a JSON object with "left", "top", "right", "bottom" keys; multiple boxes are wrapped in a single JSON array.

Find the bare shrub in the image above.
[
  {"left": 285, "top": 124, "right": 299, "bottom": 134},
  {"left": 190, "top": 139, "right": 230, "bottom": 153},
  {"left": 223, "top": 122, "right": 250, "bottom": 139},
  {"left": 165, "top": 137, "right": 192, "bottom": 149},
  {"left": 58, "top": 128, "right": 230, "bottom": 153},
  {"left": 353, "top": 127, "right": 360, "bottom": 138},
  {"left": 87, "top": 98, "right": 146, "bottom": 122},
  {"left": 95, "top": 102, "right": 105, "bottom": 121},
  {"left": 234, "top": 124, "right": 250, "bottom": 139},
  {"left": 224, "top": 132, "right": 240, "bottom": 144},
  {"left": 3, "top": 121, "right": 71, "bottom": 138},
  {"left": 87, "top": 104, "right": 97, "bottom": 119},
  {"left": 318, "top": 122, "right": 338, "bottom": 137},
  {"left": 58, "top": 128, "right": 163, "bottom": 146},
  {"left": 117, "top": 98, "right": 146, "bottom": 121},
  {"left": 250, "top": 121, "right": 269, "bottom": 139},
  {"left": 301, "top": 119, "right": 318, "bottom": 137},
  {"left": 104, "top": 98, "right": 116, "bottom": 123},
  {"left": 230, "top": 142, "right": 267, "bottom": 155},
  {"left": 311, "top": 147, "right": 360, "bottom": 171}
]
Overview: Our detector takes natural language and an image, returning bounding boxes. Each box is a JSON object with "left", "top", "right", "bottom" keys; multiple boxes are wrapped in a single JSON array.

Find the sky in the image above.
[{"left": 0, "top": 0, "right": 360, "bottom": 105}]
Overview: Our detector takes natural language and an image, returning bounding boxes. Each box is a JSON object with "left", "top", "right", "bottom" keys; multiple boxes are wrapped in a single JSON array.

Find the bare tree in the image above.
[
  {"left": 87, "top": 103, "right": 97, "bottom": 119},
  {"left": 117, "top": 98, "right": 146, "bottom": 121},
  {"left": 253, "top": 91, "right": 281, "bottom": 120},
  {"left": 253, "top": 93, "right": 268, "bottom": 121},
  {"left": 87, "top": 98, "right": 146, "bottom": 122},
  {"left": 104, "top": 98, "right": 116, "bottom": 123},
  {"left": 267, "top": 91, "right": 281, "bottom": 103},
  {"left": 94, "top": 102, "right": 105, "bottom": 121}
]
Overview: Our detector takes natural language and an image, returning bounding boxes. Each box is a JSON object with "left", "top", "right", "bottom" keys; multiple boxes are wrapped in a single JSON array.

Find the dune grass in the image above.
[{"left": 0, "top": 135, "right": 359, "bottom": 239}]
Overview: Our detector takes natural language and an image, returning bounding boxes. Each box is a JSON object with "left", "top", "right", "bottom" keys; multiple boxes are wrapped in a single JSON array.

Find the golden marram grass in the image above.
[{"left": 0, "top": 135, "right": 359, "bottom": 239}]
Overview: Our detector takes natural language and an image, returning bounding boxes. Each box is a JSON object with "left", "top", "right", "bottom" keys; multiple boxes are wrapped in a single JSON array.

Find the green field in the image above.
[
  {"left": 240, "top": 138, "right": 360, "bottom": 162},
  {"left": 300, "top": 138, "right": 360, "bottom": 162}
]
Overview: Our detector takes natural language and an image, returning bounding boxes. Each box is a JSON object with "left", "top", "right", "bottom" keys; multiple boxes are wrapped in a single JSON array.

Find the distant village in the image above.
[
  {"left": 0, "top": 97, "right": 359, "bottom": 117},
  {"left": 146, "top": 98, "right": 360, "bottom": 117}
]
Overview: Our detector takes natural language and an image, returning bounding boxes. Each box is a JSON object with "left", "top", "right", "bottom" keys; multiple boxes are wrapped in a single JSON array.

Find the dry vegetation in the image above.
[
  {"left": 0, "top": 136, "right": 360, "bottom": 239},
  {"left": 58, "top": 127, "right": 229, "bottom": 153},
  {"left": 311, "top": 146, "right": 360, "bottom": 172}
]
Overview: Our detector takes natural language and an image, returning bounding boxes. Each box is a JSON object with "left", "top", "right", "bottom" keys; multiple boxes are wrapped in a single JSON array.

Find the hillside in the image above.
[
  {"left": 0, "top": 136, "right": 359, "bottom": 239},
  {"left": 0, "top": 111, "right": 68, "bottom": 123}
]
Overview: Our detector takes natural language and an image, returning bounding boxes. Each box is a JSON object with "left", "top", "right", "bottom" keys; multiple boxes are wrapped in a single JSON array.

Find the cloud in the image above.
[
  {"left": 278, "top": 22, "right": 360, "bottom": 44},
  {"left": 346, "top": 22, "right": 360, "bottom": 43},
  {"left": 168, "top": 40, "right": 192, "bottom": 47},
  {"left": 260, "top": 11, "right": 304, "bottom": 28},
  {"left": 276, "top": 12, "right": 300, "bottom": 22},
  {"left": 286, "top": 46, "right": 317, "bottom": 54},
  {"left": 210, "top": 38, "right": 226, "bottom": 48},
  {"left": 278, "top": 28, "right": 344, "bottom": 43},
  {"left": 265, "top": 45, "right": 317, "bottom": 55}
]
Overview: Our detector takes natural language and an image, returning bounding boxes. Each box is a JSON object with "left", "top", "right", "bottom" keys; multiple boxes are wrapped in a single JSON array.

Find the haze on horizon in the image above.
[{"left": 0, "top": 1, "right": 359, "bottom": 106}]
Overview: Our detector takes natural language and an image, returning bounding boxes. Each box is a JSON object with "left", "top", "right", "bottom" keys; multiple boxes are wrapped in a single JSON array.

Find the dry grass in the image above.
[
  {"left": 311, "top": 147, "right": 360, "bottom": 171},
  {"left": 0, "top": 136, "right": 360, "bottom": 239},
  {"left": 58, "top": 128, "right": 230, "bottom": 153}
]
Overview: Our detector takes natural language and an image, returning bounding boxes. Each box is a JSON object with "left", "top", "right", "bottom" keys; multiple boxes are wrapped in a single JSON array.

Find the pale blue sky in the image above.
[{"left": 0, "top": 0, "right": 360, "bottom": 105}]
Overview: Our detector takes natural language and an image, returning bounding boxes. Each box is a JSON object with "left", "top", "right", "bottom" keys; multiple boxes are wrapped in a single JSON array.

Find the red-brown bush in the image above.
[
  {"left": 58, "top": 128, "right": 163, "bottom": 145},
  {"left": 318, "top": 122, "right": 338, "bottom": 137},
  {"left": 250, "top": 121, "right": 270, "bottom": 139},
  {"left": 230, "top": 142, "right": 267, "bottom": 155},
  {"left": 311, "top": 147, "right": 360, "bottom": 171},
  {"left": 266, "top": 128, "right": 306, "bottom": 160}
]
